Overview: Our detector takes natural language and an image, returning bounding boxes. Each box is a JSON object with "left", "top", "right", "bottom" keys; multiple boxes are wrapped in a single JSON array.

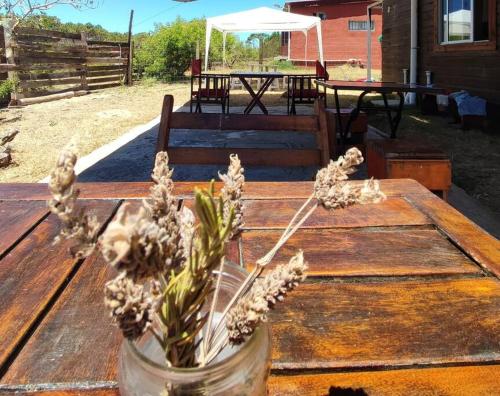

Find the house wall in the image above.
[
  {"left": 382, "top": 0, "right": 500, "bottom": 104},
  {"left": 284, "top": 0, "right": 383, "bottom": 69}
]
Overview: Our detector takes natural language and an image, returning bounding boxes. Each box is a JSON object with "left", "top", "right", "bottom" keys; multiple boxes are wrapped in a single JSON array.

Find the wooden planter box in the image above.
[{"left": 367, "top": 139, "right": 452, "bottom": 200}]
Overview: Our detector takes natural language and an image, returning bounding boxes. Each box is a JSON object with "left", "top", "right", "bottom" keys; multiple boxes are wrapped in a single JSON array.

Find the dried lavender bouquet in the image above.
[{"left": 48, "top": 147, "right": 385, "bottom": 369}]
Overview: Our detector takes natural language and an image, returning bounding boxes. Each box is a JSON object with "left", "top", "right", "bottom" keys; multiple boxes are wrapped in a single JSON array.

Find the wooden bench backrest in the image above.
[{"left": 170, "top": 112, "right": 319, "bottom": 132}]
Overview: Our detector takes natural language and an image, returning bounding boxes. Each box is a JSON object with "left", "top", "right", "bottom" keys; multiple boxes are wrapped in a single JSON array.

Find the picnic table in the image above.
[
  {"left": 230, "top": 71, "right": 283, "bottom": 115},
  {"left": 0, "top": 180, "right": 499, "bottom": 395},
  {"left": 316, "top": 80, "right": 445, "bottom": 147}
]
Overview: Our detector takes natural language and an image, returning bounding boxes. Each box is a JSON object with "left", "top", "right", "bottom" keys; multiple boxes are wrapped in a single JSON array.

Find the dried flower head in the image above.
[
  {"left": 100, "top": 204, "right": 182, "bottom": 281},
  {"left": 358, "top": 178, "right": 387, "bottom": 205},
  {"left": 48, "top": 146, "right": 99, "bottom": 258},
  {"left": 104, "top": 272, "right": 156, "bottom": 340},
  {"left": 219, "top": 154, "right": 245, "bottom": 239},
  {"left": 314, "top": 148, "right": 384, "bottom": 209},
  {"left": 226, "top": 251, "right": 307, "bottom": 345},
  {"left": 145, "top": 152, "right": 175, "bottom": 220},
  {"left": 142, "top": 152, "right": 185, "bottom": 271}
]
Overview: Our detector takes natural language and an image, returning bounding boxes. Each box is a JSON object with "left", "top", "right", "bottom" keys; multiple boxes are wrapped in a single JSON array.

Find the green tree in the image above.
[
  {"left": 18, "top": 13, "right": 127, "bottom": 41},
  {"left": 133, "top": 17, "right": 251, "bottom": 79}
]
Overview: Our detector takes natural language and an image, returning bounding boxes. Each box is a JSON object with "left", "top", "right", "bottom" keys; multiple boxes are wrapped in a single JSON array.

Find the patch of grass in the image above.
[{"left": 371, "top": 108, "right": 500, "bottom": 214}]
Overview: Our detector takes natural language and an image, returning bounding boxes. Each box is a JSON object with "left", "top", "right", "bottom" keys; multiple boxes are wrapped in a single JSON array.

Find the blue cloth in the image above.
[{"left": 449, "top": 91, "right": 487, "bottom": 117}]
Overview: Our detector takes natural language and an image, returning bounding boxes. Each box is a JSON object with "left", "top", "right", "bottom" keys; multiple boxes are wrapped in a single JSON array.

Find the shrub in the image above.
[
  {"left": 0, "top": 79, "right": 16, "bottom": 103},
  {"left": 133, "top": 17, "right": 257, "bottom": 79}
]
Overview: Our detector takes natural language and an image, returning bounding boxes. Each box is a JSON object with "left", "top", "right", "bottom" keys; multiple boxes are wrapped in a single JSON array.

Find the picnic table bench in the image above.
[
  {"left": 0, "top": 180, "right": 499, "bottom": 395},
  {"left": 316, "top": 80, "right": 446, "bottom": 148}
]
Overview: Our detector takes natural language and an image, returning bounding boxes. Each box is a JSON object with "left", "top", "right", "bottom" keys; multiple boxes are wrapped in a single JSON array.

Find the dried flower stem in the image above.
[
  {"left": 199, "top": 258, "right": 226, "bottom": 366},
  {"left": 205, "top": 265, "right": 259, "bottom": 353}
]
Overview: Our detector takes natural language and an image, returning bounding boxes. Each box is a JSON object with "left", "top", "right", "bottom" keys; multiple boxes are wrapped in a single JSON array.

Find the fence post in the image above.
[
  {"left": 127, "top": 40, "right": 133, "bottom": 86},
  {"left": 80, "top": 32, "right": 89, "bottom": 91},
  {"left": 2, "top": 18, "right": 23, "bottom": 104},
  {"left": 126, "top": 9, "right": 134, "bottom": 86}
]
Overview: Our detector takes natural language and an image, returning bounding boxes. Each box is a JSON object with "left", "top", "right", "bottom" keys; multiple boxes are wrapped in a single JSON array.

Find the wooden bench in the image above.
[
  {"left": 367, "top": 139, "right": 452, "bottom": 201},
  {"left": 326, "top": 108, "right": 368, "bottom": 155},
  {"left": 156, "top": 95, "right": 333, "bottom": 168}
]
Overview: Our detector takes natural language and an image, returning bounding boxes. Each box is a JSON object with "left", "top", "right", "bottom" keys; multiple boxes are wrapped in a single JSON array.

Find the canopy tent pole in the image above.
[
  {"left": 222, "top": 31, "right": 227, "bottom": 70},
  {"left": 204, "top": 22, "right": 212, "bottom": 71},
  {"left": 316, "top": 22, "right": 324, "bottom": 64}
]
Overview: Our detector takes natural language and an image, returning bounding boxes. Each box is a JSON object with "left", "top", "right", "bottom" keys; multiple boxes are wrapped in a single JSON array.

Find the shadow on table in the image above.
[{"left": 329, "top": 386, "right": 369, "bottom": 396}]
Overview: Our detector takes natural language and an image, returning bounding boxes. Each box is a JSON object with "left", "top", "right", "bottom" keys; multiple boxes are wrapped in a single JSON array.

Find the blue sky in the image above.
[{"left": 45, "top": 0, "right": 285, "bottom": 34}]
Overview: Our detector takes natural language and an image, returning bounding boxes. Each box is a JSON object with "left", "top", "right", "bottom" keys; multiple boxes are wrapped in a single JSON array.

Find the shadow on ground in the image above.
[{"left": 78, "top": 105, "right": 335, "bottom": 182}]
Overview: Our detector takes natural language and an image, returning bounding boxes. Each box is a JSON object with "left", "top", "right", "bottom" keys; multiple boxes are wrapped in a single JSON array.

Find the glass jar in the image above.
[{"left": 118, "top": 262, "right": 272, "bottom": 396}]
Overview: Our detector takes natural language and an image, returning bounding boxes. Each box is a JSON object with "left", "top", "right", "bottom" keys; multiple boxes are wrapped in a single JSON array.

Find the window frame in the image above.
[
  {"left": 434, "top": 0, "right": 496, "bottom": 52},
  {"left": 313, "top": 12, "right": 328, "bottom": 20},
  {"left": 348, "top": 20, "right": 375, "bottom": 32}
]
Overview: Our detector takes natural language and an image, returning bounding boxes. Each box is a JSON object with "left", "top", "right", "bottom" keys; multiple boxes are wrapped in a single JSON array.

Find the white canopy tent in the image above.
[{"left": 204, "top": 7, "right": 324, "bottom": 71}]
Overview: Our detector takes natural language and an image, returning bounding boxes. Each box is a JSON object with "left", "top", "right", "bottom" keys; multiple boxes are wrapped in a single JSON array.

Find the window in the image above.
[
  {"left": 281, "top": 32, "right": 289, "bottom": 46},
  {"left": 313, "top": 12, "right": 327, "bottom": 20},
  {"left": 348, "top": 20, "right": 375, "bottom": 31},
  {"left": 441, "top": 0, "right": 490, "bottom": 43}
]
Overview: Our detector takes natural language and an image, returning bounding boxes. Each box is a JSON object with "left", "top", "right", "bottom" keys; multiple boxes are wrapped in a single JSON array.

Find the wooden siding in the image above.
[{"left": 382, "top": 0, "right": 500, "bottom": 104}]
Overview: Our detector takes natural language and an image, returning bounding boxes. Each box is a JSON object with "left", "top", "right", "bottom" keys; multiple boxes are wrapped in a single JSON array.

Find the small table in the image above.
[
  {"left": 231, "top": 72, "right": 283, "bottom": 114},
  {"left": 317, "top": 80, "right": 445, "bottom": 147},
  {"left": 0, "top": 181, "right": 499, "bottom": 395}
]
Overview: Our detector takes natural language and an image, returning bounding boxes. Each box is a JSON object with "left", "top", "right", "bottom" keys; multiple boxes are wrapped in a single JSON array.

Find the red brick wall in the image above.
[{"left": 284, "top": 0, "right": 382, "bottom": 69}]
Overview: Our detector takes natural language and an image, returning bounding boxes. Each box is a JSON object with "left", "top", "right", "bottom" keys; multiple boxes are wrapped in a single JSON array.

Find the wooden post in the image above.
[
  {"left": 127, "top": 40, "right": 133, "bottom": 86},
  {"left": 126, "top": 9, "right": 134, "bottom": 86},
  {"left": 156, "top": 95, "right": 174, "bottom": 154},
  {"left": 2, "top": 18, "right": 22, "bottom": 105},
  {"left": 80, "top": 32, "right": 89, "bottom": 91}
]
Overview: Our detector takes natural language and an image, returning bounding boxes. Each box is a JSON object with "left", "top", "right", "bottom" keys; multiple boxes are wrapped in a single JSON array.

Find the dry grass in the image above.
[{"left": 0, "top": 81, "right": 188, "bottom": 182}]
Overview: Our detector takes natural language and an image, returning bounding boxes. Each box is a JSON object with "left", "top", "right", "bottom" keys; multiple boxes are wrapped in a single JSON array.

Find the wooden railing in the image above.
[{"left": 0, "top": 24, "right": 132, "bottom": 105}]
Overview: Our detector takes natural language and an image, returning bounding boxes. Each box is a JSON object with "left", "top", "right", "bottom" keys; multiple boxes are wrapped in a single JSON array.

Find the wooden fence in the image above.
[{"left": 0, "top": 24, "right": 131, "bottom": 105}]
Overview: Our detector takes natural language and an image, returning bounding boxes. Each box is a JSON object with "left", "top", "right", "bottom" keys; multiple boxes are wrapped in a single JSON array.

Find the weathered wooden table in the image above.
[
  {"left": 0, "top": 180, "right": 499, "bottom": 395},
  {"left": 230, "top": 72, "right": 284, "bottom": 114}
]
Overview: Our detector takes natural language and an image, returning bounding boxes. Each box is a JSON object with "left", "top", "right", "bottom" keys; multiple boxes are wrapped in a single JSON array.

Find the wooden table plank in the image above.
[
  {"left": 4, "top": 276, "right": 499, "bottom": 386},
  {"left": 0, "top": 200, "right": 48, "bottom": 257},
  {"left": 0, "top": 200, "right": 120, "bottom": 375},
  {"left": 407, "top": 193, "right": 500, "bottom": 278},
  {"left": 1, "top": 253, "right": 120, "bottom": 386},
  {"left": 268, "top": 365, "right": 500, "bottom": 396},
  {"left": 242, "top": 198, "right": 431, "bottom": 229},
  {"left": 0, "top": 390, "right": 119, "bottom": 395},
  {"left": 0, "top": 179, "right": 430, "bottom": 201},
  {"left": 242, "top": 228, "right": 483, "bottom": 277},
  {"left": 270, "top": 278, "right": 500, "bottom": 370}
]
